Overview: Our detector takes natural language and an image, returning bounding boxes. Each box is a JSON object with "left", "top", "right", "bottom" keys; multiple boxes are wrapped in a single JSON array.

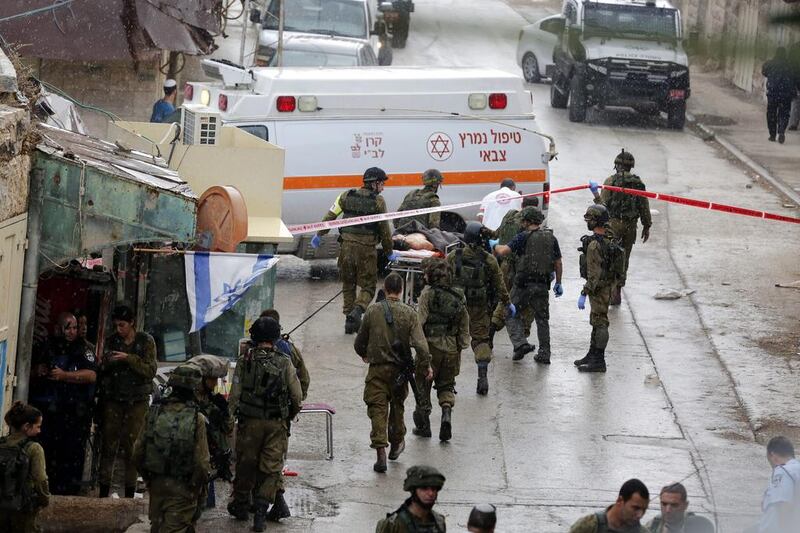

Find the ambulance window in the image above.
[{"left": 237, "top": 125, "right": 269, "bottom": 141}]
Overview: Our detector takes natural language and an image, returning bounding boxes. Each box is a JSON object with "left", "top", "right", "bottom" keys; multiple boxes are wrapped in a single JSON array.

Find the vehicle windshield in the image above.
[
  {"left": 264, "top": 0, "right": 367, "bottom": 39},
  {"left": 268, "top": 49, "right": 359, "bottom": 66},
  {"left": 583, "top": 5, "right": 678, "bottom": 41}
]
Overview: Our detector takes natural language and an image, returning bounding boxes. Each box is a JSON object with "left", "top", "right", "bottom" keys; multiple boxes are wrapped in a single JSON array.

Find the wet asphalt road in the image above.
[{"left": 178, "top": 0, "right": 800, "bottom": 531}]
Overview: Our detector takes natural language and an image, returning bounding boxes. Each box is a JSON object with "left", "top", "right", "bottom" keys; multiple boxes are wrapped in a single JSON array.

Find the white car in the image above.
[
  {"left": 257, "top": 34, "right": 379, "bottom": 67},
  {"left": 516, "top": 14, "right": 564, "bottom": 83}
]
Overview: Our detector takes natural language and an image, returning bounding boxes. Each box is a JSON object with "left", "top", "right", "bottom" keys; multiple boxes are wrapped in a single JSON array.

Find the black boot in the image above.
[
  {"left": 573, "top": 349, "right": 593, "bottom": 367},
  {"left": 266, "top": 490, "right": 291, "bottom": 522},
  {"left": 227, "top": 499, "right": 250, "bottom": 521},
  {"left": 374, "top": 447, "right": 387, "bottom": 473},
  {"left": 98, "top": 484, "right": 110, "bottom": 498},
  {"left": 124, "top": 486, "right": 136, "bottom": 498},
  {"left": 533, "top": 351, "right": 551, "bottom": 364},
  {"left": 252, "top": 501, "right": 269, "bottom": 532},
  {"left": 512, "top": 343, "right": 535, "bottom": 361},
  {"left": 345, "top": 306, "right": 363, "bottom": 334},
  {"left": 388, "top": 439, "right": 405, "bottom": 460},
  {"left": 439, "top": 406, "right": 452, "bottom": 442},
  {"left": 578, "top": 349, "right": 607, "bottom": 373},
  {"left": 476, "top": 363, "right": 489, "bottom": 395},
  {"left": 412, "top": 411, "right": 431, "bottom": 437}
]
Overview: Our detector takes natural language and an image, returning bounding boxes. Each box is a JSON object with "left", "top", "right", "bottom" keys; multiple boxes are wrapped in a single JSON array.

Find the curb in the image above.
[{"left": 686, "top": 112, "right": 800, "bottom": 207}]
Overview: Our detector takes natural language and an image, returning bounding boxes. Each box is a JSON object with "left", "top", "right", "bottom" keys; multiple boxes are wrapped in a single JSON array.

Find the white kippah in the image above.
[{"left": 163, "top": 79, "right": 177, "bottom": 88}]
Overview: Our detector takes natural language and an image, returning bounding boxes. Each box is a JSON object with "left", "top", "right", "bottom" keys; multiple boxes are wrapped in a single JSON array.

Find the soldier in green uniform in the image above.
[
  {"left": 354, "top": 273, "right": 432, "bottom": 473},
  {"left": 488, "top": 196, "right": 540, "bottom": 341},
  {"left": 396, "top": 169, "right": 444, "bottom": 230},
  {"left": 97, "top": 305, "right": 157, "bottom": 498},
  {"left": 183, "top": 354, "right": 233, "bottom": 511},
  {"left": 412, "top": 259, "right": 470, "bottom": 442},
  {"left": 0, "top": 402, "right": 50, "bottom": 533},
  {"left": 227, "top": 317, "right": 303, "bottom": 532},
  {"left": 311, "top": 167, "right": 395, "bottom": 334},
  {"left": 590, "top": 150, "right": 652, "bottom": 305},
  {"left": 376, "top": 465, "right": 447, "bottom": 533},
  {"left": 133, "top": 366, "right": 210, "bottom": 533},
  {"left": 259, "top": 309, "right": 311, "bottom": 400},
  {"left": 575, "top": 205, "right": 625, "bottom": 373},
  {"left": 447, "top": 222, "right": 511, "bottom": 396},
  {"left": 492, "top": 206, "right": 563, "bottom": 364},
  {"left": 569, "top": 479, "right": 650, "bottom": 533}
]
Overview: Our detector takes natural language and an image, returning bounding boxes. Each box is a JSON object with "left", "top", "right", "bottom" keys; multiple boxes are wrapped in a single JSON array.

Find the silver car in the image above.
[{"left": 258, "top": 34, "right": 378, "bottom": 67}]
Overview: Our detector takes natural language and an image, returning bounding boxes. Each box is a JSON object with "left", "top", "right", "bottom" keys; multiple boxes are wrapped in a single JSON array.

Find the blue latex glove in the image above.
[
  {"left": 310, "top": 235, "right": 321, "bottom": 249},
  {"left": 387, "top": 252, "right": 398, "bottom": 262},
  {"left": 589, "top": 180, "right": 600, "bottom": 195},
  {"left": 488, "top": 239, "right": 499, "bottom": 250},
  {"left": 553, "top": 282, "right": 564, "bottom": 297},
  {"left": 506, "top": 303, "right": 516, "bottom": 318},
  {"left": 578, "top": 293, "right": 587, "bottom": 310}
]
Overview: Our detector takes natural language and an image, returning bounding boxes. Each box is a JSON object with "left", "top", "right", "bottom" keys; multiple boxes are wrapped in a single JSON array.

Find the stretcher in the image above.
[{"left": 387, "top": 249, "right": 438, "bottom": 306}]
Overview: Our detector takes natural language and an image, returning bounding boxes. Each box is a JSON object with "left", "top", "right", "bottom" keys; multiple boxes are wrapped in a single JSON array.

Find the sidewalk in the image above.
[{"left": 687, "top": 67, "right": 800, "bottom": 205}]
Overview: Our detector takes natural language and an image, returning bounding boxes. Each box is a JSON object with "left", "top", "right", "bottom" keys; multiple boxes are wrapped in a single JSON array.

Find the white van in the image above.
[{"left": 182, "top": 60, "right": 555, "bottom": 258}]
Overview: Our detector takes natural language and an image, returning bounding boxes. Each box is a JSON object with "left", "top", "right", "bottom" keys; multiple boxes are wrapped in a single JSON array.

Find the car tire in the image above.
[
  {"left": 392, "top": 15, "right": 410, "bottom": 48},
  {"left": 522, "top": 53, "right": 541, "bottom": 83},
  {"left": 550, "top": 79, "right": 568, "bottom": 108},
  {"left": 378, "top": 44, "right": 393, "bottom": 66},
  {"left": 568, "top": 75, "right": 587, "bottom": 122},
  {"left": 667, "top": 100, "right": 686, "bottom": 129}
]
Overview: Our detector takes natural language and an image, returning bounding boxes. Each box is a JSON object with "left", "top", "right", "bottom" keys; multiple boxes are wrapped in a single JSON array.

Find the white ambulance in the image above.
[{"left": 181, "top": 59, "right": 556, "bottom": 258}]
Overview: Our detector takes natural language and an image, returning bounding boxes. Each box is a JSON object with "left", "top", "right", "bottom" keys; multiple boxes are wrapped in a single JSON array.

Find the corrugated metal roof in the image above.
[{"left": 36, "top": 123, "right": 196, "bottom": 198}]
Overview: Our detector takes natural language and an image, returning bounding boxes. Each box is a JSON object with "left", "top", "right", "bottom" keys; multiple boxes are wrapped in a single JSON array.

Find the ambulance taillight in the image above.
[
  {"left": 218, "top": 94, "right": 228, "bottom": 112},
  {"left": 488, "top": 93, "right": 507, "bottom": 109},
  {"left": 543, "top": 182, "right": 550, "bottom": 209},
  {"left": 277, "top": 96, "right": 296, "bottom": 112},
  {"left": 184, "top": 83, "right": 194, "bottom": 101}
]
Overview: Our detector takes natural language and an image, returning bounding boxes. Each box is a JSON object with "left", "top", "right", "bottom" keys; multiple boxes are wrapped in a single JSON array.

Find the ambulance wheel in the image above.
[
  {"left": 550, "top": 81, "right": 568, "bottom": 108},
  {"left": 378, "top": 45, "right": 393, "bottom": 66},
  {"left": 667, "top": 100, "right": 686, "bottom": 130},
  {"left": 392, "top": 16, "right": 410, "bottom": 48}
]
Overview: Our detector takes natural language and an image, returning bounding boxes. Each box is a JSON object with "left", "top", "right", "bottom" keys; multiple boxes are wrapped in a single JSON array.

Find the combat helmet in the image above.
[
  {"left": 422, "top": 169, "right": 443, "bottom": 187},
  {"left": 520, "top": 206, "right": 545, "bottom": 225},
  {"left": 422, "top": 257, "right": 452, "bottom": 285},
  {"left": 614, "top": 149, "right": 635, "bottom": 170},
  {"left": 403, "top": 465, "right": 446, "bottom": 491},
  {"left": 363, "top": 166, "right": 389, "bottom": 183},
  {"left": 584, "top": 204, "right": 610, "bottom": 228},
  {"left": 249, "top": 316, "right": 281, "bottom": 343},
  {"left": 186, "top": 354, "right": 228, "bottom": 379},
  {"left": 463, "top": 221, "right": 484, "bottom": 246},
  {"left": 167, "top": 365, "right": 202, "bottom": 391}
]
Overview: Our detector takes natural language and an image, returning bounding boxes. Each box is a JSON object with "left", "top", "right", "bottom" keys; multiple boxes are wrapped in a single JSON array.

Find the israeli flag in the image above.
[{"left": 185, "top": 251, "right": 279, "bottom": 332}]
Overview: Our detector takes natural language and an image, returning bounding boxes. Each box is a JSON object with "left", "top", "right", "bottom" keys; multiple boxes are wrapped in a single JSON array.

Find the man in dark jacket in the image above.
[{"left": 762, "top": 47, "right": 797, "bottom": 143}]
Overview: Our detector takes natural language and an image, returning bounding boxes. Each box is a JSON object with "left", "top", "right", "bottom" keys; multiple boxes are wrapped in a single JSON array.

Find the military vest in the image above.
[
  {"left": 496, "top": 209, "right": 522, "bottom": 245},
  {"left": 237, "top": 348, "right": 290, "bottom": 420},
  {"left": 423, "top": 286, "right": 465, "bottom": 338},
  {"left": 339, "top": 188, "right": 381, "bottom": 236},
  {"left": 397, "top": 188, "right": 438, "bottom": 228},
  {"left": 379, "top": 505, "right": 446, "bottom": 533},
  {"left": 0, "top": 437, "right": 33, "bottom": 512},
  {"left": 594, "top": 511, "right": 610, "bottom": 533},
  {"left": 514, "top": 228, "right": 555, "bottom": 286},
  {"left": 452, "top": 247, "right": 490, "bottom": 305},
  {"left": 605, "top": 172, "right": 645, "bottom": 220},
  {"left": 102, "top": 332, "right": 153, "bottom": 402},
  {"left": 579, "top": 234, "right": 625, "bottom": 284},
  {"left": 141, "top": 401, "right": 198, "bottom": 481}
]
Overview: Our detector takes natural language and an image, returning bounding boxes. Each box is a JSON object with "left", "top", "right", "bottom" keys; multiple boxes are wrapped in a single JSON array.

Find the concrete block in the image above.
[{"left": 38, "top": 495, "right": 147, "bottom": 533}]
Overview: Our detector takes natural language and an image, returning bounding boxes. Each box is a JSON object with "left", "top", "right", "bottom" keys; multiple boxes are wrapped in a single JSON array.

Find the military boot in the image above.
[
  {"left": 228, "top": 499, "right": 250, "bottom": 521},
  {"left": 533, "top": 351, "right": 551, "bottom": 364},
  {"left": 252, "top": 500, "right": 269, "bottom": 532},
  {"left": 412, "top": 410, "right": 431, "bottom": 437},
  {"left": 578, "top": 349, "right": 607, "bottom": 373},
  {"left": 573, "top": 348, "right": 593, "bottom": 367},
  {"left": 476, "top": 363, "right": 489, "bottom": 395},
  {"left": 266, "top": 490, "right": 291, "bottom": 522},
  {"left": 512, "top": 343, "right": 535, "bottom": 361},
  {"left": 388, "top": 439, "right": 405, "bottom": 460},
  {"left": 374, "top": 447, "right": 388, "bottom": 473},
  {"left": 439, "top": 406, "right": 452, "bottom": 442},
  {"left": 610, "top": 286, "right": 622, "bottom": 306},
  {"left": 345, "top": 306, "right": 364, "bottom": 334}
]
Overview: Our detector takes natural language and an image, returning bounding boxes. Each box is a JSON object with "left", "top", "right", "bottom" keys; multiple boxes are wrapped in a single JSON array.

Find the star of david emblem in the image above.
[{"left": 427, "top": 132, "right": 453, "bottom": 161}]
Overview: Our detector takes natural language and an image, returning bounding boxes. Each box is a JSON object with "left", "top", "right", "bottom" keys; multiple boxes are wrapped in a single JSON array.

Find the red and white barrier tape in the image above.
[
  {"left": 601, "top": 185, "right": 800, "bottom": 225},
  {"left": 287, "top": 184, "right": 589, "bottom": 235}
]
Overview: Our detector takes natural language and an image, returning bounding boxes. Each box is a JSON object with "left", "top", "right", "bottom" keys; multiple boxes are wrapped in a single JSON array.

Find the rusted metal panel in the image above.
[
  {"left": 0, "top": 0, "right": 221, "bottom": 61},
  {"left": 33, "top": 125, "right": 196, "bottom": 271}
]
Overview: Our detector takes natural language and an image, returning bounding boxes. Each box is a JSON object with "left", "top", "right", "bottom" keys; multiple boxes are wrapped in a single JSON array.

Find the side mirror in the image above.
[
  {"left": 249, "top": 8, "right": 261, "bottom": 24},
  {"left": 378, "top": 1, "right": 394, "bottom": 13}
]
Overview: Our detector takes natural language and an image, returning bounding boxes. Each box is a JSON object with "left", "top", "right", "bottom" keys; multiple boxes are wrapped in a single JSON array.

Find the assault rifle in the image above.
[{"left": 381, "top": 299, "right": 421, "bottom": 404}]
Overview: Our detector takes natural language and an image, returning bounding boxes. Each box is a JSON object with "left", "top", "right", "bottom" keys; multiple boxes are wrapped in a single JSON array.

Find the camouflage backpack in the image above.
[
  {"left": 424, "top": 286, "right": 465, "bottom": 337},
  {"left": 578, "top": 234, "right": 625, "bottom": 284},
  {"left": 141, "top": 402, "right": 198, "bottom": 481},
  {"left": 237, "top": 350, "right": 290, "bottom": 420},
  {"left": 605, "top": 173, "right": 645, "bottom": 220},
  {"left": 0, "top": 437, "right": 33, "bottom": 511}
]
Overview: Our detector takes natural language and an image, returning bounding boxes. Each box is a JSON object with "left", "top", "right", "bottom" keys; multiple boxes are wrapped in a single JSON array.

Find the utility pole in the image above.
[
  {"left": 277, "top": 0, "right": 285, "bottom": 67},
  {"left": 239, "top": 0, "right": 251, "bottom": 65}
]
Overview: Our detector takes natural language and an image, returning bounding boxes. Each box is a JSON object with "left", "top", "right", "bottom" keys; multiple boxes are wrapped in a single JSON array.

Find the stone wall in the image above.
[{"left": 0, "top": 50, "right": 32, "bottom": 223}]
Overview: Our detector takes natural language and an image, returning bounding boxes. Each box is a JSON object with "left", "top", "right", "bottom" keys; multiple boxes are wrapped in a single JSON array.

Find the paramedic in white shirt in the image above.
[
  {"left": 477, "top": 178, "right": 523, "bottom": 231},
  {"left": 758, "top": 436, "right": 800, "bottom": 533}
]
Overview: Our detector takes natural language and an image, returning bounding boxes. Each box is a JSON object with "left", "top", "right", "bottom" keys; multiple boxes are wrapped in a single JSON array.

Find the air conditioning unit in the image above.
[{"left": 181, "top": 106, "right": 220, "bottom": 145}]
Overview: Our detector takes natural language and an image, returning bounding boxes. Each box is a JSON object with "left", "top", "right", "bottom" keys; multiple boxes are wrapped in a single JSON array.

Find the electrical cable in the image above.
[
  {"left": 0, "top": 0, "right": 76, "bottom": 23},
  {"left": 285, "top": 289, "right": 344, "bottom": 337}
]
